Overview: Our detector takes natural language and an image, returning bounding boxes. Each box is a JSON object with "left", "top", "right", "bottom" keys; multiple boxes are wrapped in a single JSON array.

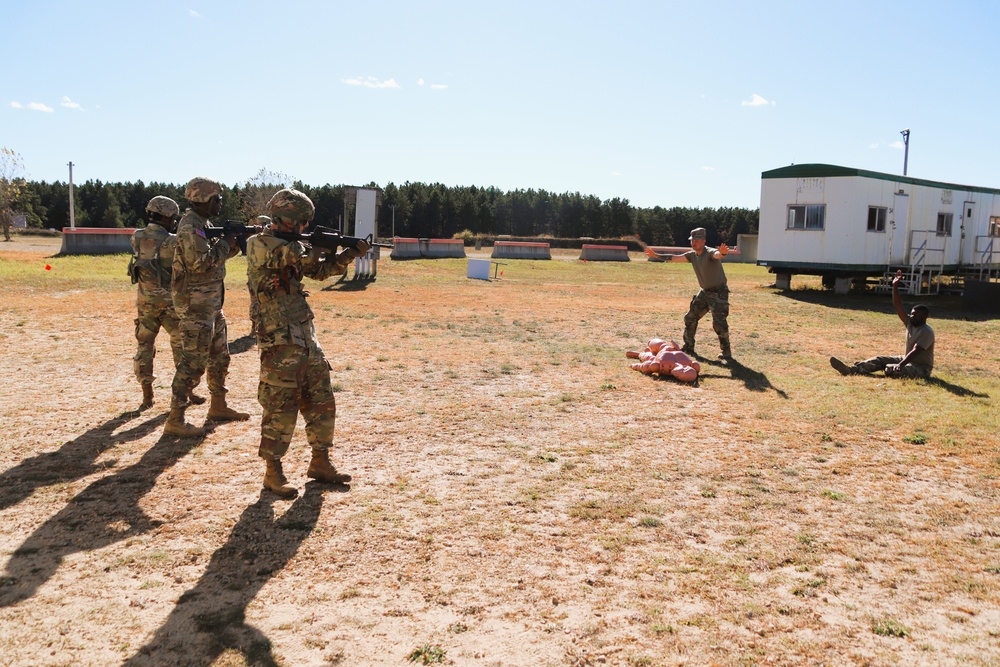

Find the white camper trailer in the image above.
[{"left": 757, "top": 164, "right": 1000, "bottom": 294}]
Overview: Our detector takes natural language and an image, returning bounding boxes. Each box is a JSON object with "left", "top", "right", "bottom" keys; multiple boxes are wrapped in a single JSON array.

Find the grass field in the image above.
[{"left": 0, "top": 236, "right": 997, "bottom": 666}]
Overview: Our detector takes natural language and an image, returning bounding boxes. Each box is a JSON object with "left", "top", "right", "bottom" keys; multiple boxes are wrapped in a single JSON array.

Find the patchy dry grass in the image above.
[{"left": 0, "top": 236, "right": 998, "bottom": 666}]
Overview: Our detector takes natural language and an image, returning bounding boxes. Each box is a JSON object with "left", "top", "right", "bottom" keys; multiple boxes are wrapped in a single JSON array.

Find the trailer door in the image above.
[
  {"left": 959, "top": 200, "right": 975, "bottom": 266},
  {"left": 890, "top": 192, "right": 910, "bottom": 264}
]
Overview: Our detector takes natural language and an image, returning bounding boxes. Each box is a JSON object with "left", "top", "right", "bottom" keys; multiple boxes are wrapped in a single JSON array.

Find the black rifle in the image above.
[
  {"left": 203, "top": 220, "right": 263, "bottom": 255},
  {"left": 273, "top": 225, "right": 393, "bottom": 254}
]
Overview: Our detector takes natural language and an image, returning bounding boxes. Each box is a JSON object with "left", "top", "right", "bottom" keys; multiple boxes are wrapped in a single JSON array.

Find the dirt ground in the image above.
[{"left": 0, "top": 235, "right": 997, "bottom": 667}]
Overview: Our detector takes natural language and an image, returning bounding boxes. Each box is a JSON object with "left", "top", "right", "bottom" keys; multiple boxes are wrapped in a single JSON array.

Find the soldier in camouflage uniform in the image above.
[
  {"left": 130, "top": 196, "right": 206, "bottom": 411},
  {"left": 247, "top": 215, "right": 271, "bottom": 338},
  {"left": 164, "top": 177, "right": 249, "bottom": 437},
  {"left": 645, "top": 227, "right": 733, "bottom": 360},
  {"left": 246, "top": 189, "right": 370, "bottom": 498}
]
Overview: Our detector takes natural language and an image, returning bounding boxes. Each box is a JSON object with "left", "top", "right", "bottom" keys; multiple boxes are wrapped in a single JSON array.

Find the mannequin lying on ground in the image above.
[{"left": 626, "top": 339, "right": 700, "bottom": 382}]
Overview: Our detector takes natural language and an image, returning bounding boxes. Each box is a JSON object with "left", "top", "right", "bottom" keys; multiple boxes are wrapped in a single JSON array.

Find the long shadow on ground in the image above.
[
  {"left": 851, "top": 374, "right": 988, "bottom": 398},
  {"left": 122, "top": 483, "right": 337, "bottom": 667},
  {"left": 0, "top": 411, "right": 167, "bottom": 513},
  {"left": 922, "top": 376, "right": 989, "bottom": 398},
  {"left": 228, "top": 334, "right": 257, "bottom": 355},
  {"left": 700, "top": 357, "right": 790, "bottom": 398},
  {"left": 0, "top": 430, "right": 199, "bottom": 608},
  {"left": 775, "top": 288, "right": 993, "bottom": 322}
]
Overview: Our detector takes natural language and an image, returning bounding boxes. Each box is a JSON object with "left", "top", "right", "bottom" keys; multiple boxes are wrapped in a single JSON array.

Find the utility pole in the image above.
[
  {"left": 389, "top": 204, "right": 396, "bottom": 239},
  {"left": 900, "top": 129, "right": 910, "bottom": 176},
  {"left": 67, "top": 161, "right": 76, "bottom": 228}
]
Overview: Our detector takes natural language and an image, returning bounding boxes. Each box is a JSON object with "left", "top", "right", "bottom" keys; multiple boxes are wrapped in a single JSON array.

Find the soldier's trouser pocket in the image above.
[{"left": 180, "top": 319, "right": 212, "bottom": 355}]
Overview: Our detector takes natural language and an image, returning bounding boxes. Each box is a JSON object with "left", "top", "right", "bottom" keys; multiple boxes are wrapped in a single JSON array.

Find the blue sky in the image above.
[{"left": 4, "top": 0, "right": 999, "bottom": 208}]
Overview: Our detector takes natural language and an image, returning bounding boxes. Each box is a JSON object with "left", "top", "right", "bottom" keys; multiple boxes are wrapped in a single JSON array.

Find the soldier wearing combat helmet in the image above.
[
  {"left": 163, "top": 177, "right": 249, "bottom": 436},
  {"left": 129, "top": 196, "right": 207, "bottom": 410},
  {"left": 246, "top": 188, "right": 370, "bottom": 497}
]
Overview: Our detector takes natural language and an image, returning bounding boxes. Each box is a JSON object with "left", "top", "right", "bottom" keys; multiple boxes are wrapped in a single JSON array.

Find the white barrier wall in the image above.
[
  {"left": 60, "top": 228, "right": 134, "bottom": 254},
  {"left": 579, "top": 244, "right": 629, "bottom": 261},
  {"left": 390, "top": 238, "right": 466, "bottom": 259},
  {"left": 492, "top": 241, "right": 551, "bottom": 259}
]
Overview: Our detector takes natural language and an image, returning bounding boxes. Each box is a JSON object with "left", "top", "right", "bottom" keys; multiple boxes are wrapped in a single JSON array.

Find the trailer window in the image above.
[
  {"left": 787, "top": 204, "right": 825, "bottom": 230},
  {"left": 936, "top": 212, "right": 953, "bottom": 236},
  {"left": 990, "top": 216, "right": 1000, "bottom": 237},
  {"left": 867, "top": 206, "right": 887, "bottom": 232}
]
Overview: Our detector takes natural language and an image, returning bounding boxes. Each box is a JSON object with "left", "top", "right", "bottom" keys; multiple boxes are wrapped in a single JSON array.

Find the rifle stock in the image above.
[{"left": 203, "top": 220, "right": 262, "bottom": 255}]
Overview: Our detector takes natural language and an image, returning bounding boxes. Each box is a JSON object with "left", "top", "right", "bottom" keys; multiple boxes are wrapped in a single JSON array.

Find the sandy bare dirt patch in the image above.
[{"left": 0, "top": 236, "right": 998, "bottom": 666}]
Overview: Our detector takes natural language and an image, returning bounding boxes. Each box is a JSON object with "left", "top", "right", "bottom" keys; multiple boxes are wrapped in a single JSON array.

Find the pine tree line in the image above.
[{"left": 12, "top": 180, "right": 758, "bottom": 246}]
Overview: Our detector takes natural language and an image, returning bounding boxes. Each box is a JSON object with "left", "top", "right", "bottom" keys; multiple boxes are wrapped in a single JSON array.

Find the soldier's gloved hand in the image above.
[
  {"left": 885, "top": 363, "right": 901, "bottom": 376},
  {"left": 340, "top": 239, "right": 372, "bottom": 261}
]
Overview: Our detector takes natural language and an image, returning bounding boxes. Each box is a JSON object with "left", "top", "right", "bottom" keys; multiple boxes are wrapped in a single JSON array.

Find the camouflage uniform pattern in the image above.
[
  {"left": 170, "top": 208, "right": 237, "bottom": 403},
  {"left": 184, "top": 177, "right": 223, "bottom": 203},
  {"left": 130, "top": 223, "right": 181, "bottom": 384},
  {"left": 683, "top": 287, "right": 730, "bottom": 355},
  {"left": 680, "top": 242, "right": 731, "bottom": 356},
  {"left": 246, "top": 229, "right": 353, "bottom": 459}
]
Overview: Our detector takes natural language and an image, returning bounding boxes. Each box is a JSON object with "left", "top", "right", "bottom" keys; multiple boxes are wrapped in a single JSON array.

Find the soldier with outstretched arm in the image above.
[
  {"left": 830, "top": 270, "right": 935, "bottom": 378},
  {"left": 246, "top": 189, "right": 370, "bottom": 498},
  {"left": 645, "top": 227, "right": 733, "bottom": 360}
]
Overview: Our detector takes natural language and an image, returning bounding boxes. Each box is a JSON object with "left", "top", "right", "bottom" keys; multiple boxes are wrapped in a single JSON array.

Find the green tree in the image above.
[{"left": 0, "top": 147, "right": 27, "bottom": 241}]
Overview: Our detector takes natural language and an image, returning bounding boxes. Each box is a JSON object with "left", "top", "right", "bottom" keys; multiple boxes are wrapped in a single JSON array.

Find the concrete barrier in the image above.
[
  {"left": 731, "top": 234, "right": 757, "bottom": 263},
  {"left": 390, "top": 237, "right": 466, "bottom": 259},
  {"left": 492, "top": 241, "right": 551, "bottom": 260},
  {"left": 60, "top": 227, "right": 134, "bottom": 255},
  {"left": 579, "top": 244, "right": 630, "bottom": 261},
  {"left": 424, "top": 239, "right": 466, "bottom": 258},
  {"left": 390, "top": 237, "right": 421, "bottom": 258}
]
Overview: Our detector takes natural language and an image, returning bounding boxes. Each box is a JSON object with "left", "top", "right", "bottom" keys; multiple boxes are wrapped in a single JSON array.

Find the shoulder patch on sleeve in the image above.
[{"left": 195, "top": 229, "right": 207, "bottom": 239}]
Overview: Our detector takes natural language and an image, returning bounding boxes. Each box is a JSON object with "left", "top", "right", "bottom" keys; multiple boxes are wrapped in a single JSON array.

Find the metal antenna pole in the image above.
[
  {"left": 67, "top": 161, "right": 76, "bottom": 228},
  {"left": 900, "top": 129, "right": 910, "bottom": 176}
]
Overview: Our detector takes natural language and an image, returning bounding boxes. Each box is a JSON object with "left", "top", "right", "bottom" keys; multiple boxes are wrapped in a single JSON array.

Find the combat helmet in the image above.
[
  {"left": 146, "top": 195, "right": 180, "bottom": 219},
  {"left": 266, "top": 188, "right": 315, "bottom": 223},
  {"left": 184, "top": 177, "right": 223, "bottom": 203}
]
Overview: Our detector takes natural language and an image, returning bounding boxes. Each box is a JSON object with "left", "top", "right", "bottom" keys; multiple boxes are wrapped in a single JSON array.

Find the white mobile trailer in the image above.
[{"left": 756, "top": 164, "right": 1000, "bottom": 291}]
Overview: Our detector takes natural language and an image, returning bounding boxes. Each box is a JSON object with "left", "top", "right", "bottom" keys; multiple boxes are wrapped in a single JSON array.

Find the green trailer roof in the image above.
[{"left": 761, "top": 163, "right": 1000, "bottom": 196}]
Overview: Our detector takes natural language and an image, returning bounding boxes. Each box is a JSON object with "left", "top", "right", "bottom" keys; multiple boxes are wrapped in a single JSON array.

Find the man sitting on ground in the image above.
[{"left": 830, "top": 270, "right": 934, "bottom": 379}]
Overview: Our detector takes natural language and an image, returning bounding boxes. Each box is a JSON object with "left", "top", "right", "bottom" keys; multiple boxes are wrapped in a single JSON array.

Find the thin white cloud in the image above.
[
  {"left": 342, "top": 76, "right": 400, "bottom": 89},
  {"left": 889, "top": 140, "right": 905, "bottom": 150},
  {"left": 700, "top": 166, "right": 715, "bottom": 172},
  {"left": 417, "top": 78, "right": 426, "bottom": 87},
  {"left": 28, "top": 102, "right": 54, "bottom": 113},
  {"left": 189, "top": 9, "right": 202, "bottom": 18},
  {"left": 61, "top": 96, "right": 84, "bottom": 111},
  {"left": 869, "top": 143, "right": 879, "bottom": 149},
  {"left": 430, "top": 83, "right": 448, "bottom": 90},
  {"left": 611, "top": 171, "right": 624, "bottom": 177},
  {"left": 10, "top": 101, "right": 23, "bottom": 109},
  {"left": 741, "top": 93, "right": 775, "bottom": 107}
]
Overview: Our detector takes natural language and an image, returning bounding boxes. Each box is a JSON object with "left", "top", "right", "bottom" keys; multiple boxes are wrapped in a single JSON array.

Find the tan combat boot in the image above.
[
  {"left": 163, "top": 404, "right": 205, "bottom": 437},
  {"left": 307, "top": 449, "right": 352, "bottom": 484},
  {"left": 207, "top": 394, "right": 250, "bottom": 421},
  {"left": 263, "top": 458, "right": 298, "bottom": 498},
  {"left": 139, "top": 383, "right": 155, "bottom": 410}
]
